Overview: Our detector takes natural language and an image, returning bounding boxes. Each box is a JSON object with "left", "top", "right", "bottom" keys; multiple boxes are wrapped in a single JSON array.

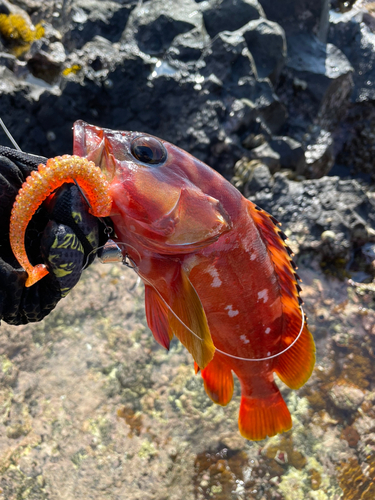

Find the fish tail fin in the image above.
[
  {"left": 239, "top": 387, "right": 292, "bottom": 441},
  {"left": 275, "top": 321, "right": 315, "bottom": 390},
  {"left": 201, "top": 352, "right": 234, "bottom": 406}
]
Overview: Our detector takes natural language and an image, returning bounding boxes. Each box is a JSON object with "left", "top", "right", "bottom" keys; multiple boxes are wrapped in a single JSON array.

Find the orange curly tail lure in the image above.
[{"left": 10, "top": 155, "right": 113, "bottom": 287}]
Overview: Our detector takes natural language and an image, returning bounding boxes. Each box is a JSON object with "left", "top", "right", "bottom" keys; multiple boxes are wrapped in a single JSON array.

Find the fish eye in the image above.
[{"left": 130, "top": 136, "right": 167, "bottom": 166}]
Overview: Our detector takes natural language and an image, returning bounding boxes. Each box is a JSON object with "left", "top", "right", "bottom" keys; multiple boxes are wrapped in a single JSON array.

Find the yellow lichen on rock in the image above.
[
  {"left": 62, "top": 64, "right": 82, "bottom": 76},
  {"left": 0, "top": 13, "right": 44, "bottom": 56}
]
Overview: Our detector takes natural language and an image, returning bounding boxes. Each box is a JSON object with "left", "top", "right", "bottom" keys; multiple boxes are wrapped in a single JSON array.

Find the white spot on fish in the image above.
[
  {"left": 207, "top": 265, "right": 222, "bottom": 288},
  {"left": 267, "top": 352, "right": 271, "bottom": 356},
  {"left": 225, "top": 305, "right": 239, "bottom": 317},
  {"left": 250, "top": 253, "right": 257, "bottom": 261},
  {"left": 265, "top": 327, "right": 271, "bottom": 334},
  {"left": 258, "top": 289, "right": 269, "bottom": 303},
  {"left": 240, "top": 334, "right": 249, "bottom": 344}
]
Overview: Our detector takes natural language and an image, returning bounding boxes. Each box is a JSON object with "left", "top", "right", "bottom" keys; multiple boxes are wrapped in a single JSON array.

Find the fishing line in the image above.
[
  {"left": 0, "top": 118, "right": 306, "bottom": 362},
  {"left": 214, "top": 307, "right": 305, "bottom": 362},
  {"left": 119, "top": 253, "right": 306, "bottom": 362},
  {"left": 0, "top": 118, "right": 22, "bottom": 151},
  {"left": 0, "top": 118, "right": 87, "bottom": 210}
]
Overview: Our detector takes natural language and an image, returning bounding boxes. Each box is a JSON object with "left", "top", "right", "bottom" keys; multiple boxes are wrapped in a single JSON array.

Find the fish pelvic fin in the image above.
[
  {"left": 169, "top": 266, "right": 215, "bottom": 369},
  {"left": 275, "top": 320, "right": 315, "bottom": 389},
  {"left": 145, "top": 285, "right": 173, "bottom": 350},
  {"left": 201, "top": 352, "right": 234, "bottom": 406},
  {"left": 239, "top": 386, "right": 292, "bottom": 441}
]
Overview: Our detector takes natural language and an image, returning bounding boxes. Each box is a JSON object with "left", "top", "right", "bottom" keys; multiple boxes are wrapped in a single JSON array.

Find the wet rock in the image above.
[
  {"left": 242, "top": 132, "right": 266, "bottom": 149},
  {"left": 122, "top": 0, "right": 203, "bottom": 56},
  {"left": 331, "top": 0, "right": 358, "bottom": 13},
  {"left": 201, "top": 30, "right": 256, "bottom": 85},
  {"left": 201, "top": 0, "right": 264, "bottom": 38},
  {"left": 223, "top": 98, "right": 257, "bottom": 135},
  {"left": 328, "top": 8, "right": 375, "bottom": 102},
  {"left": 285, "top": 34, "right": 353, "bottom": 128},
  {"left": 68, "top": 35, "right": 123, "bottom": 81},
  {"left": 341, "top": 425, "right": 360, "bottom": 448},
  {"left": 248, "top": 173, "right": 375, "bottom": 266},
  {"left": 26, "top": 40, "right": 66, "bottom": 83},
  {"left": 0, "top": 50, "right": 16, "bottom": 70},
  {"left": 328, "top": 382, "right": 365, "bottom": 411},
  {"left": 167, "top": 28, "right": 209, "bottom": 66},
  {"left": 248, "top": 141, "right": 280, "bottom": 172},
  {"left": 269, "top": 136, "right": 305, "bottom": 172},
  {"left": 237, "top": 18, "right": 287, "bottom": 84},
  {"left": 0, "top": 0, "right": 372, "bottom": 188},
  {"left": 243, "top": 163, "right": 273, "bottom": 197},
  {"left": 333, "top": 101, "right": 375, "bottom": 184},
  {"left": 241, "top": 79, "right": 287, "bottom": 134},
  {"left": 259, "top": 0, "right": 330, "bottom": 40},
  {"left": 65, "top": 0, "right": 133, "bottom": 50},
  {"left": 246, "top": 136, "right": 305, "bottom": 174},
  {"left": 302, "top": 127, "right": 334, "bottom": 178}
]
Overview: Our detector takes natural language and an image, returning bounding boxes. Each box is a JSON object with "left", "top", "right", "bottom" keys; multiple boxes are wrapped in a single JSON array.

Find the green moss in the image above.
[
  {"left": 71, "top": 449, "right": 88, "bottom": 468},
  {"left": 278, "top": 468, "right": 309, "bottom": 500},
  {"left": 0, "top": 355, "right": 13, "bottom": 374},
  {"left": 138, "top": 440, "right": 157, "bottom": 460}
]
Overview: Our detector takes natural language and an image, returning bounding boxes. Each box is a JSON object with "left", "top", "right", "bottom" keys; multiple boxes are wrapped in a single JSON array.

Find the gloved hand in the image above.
[{"left": 0, "top": 146, "right": 109, "bottom": 325}]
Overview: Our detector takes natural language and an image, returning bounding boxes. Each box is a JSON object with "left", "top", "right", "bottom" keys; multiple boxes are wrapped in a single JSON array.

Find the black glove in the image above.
[{"left": 0, "top": 146, "right": 109, "bottom": 325}]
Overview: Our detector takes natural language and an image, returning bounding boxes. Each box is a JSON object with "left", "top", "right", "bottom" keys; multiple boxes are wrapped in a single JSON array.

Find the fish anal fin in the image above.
[
  {"left": 201, "top": 353, "right": 234, "bottom": 406},
  {"left": 169, "top": 267, "right": 215, "bottom": 369},
  {"left": 239, "top": 389, "right": 292, "bottom": 441},
  {"left": 145, "top": 285, "right": 173, "bottom": 350},
  {"left": 275, "top": 322, "right": 315, "bottom": 390}
]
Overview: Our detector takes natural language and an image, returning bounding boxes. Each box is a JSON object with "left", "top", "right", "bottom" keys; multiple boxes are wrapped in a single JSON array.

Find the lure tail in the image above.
[{"left": 10, "top": 155, "right": 113, "bottom": 287}]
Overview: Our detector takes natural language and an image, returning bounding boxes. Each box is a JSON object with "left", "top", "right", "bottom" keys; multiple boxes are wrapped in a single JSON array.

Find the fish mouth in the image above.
[
  {"left": 73, "top": 120, "right": 108, "bottom": 172},
  {"left": 73, "top": 120, "right": 102, "bottom": 156},
  {"left": 73, "top": 120, "right": 128, "bottom": 181}
]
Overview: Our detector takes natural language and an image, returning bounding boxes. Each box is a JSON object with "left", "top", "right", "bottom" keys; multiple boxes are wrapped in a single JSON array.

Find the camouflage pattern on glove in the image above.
[{"left": 0, "top": 146, "right": 109, "bottom": 325}]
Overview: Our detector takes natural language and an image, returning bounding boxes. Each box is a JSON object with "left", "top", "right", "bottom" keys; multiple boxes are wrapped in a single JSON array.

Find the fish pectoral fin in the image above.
[
  {"left": 201, "top": 352, "right": 234, "bottom": 406},
  {"left": 145, "top": 285, "right": 173, "bottom": 350},
  {"left": 168, "top": 267, "right": 215, "bottom": 369},
  {"left": 274, "top": 313, "right": 315, "bottom": 390},
  {"left": 239, "top": 385, "right": 292, "bottom": 441}
]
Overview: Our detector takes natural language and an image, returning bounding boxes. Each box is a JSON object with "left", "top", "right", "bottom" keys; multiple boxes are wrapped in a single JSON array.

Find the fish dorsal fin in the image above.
[
  {"left": 145, "top": 285, "right": 173, "bottom": 350},
  {"left": 247, "top": 200, "right": 299, "bottom": 307},
  {"left": 168, "top": 266, "right": 215, "bottom": 369},
  {"left": 247, "top": 200, "right": 315, "bottom": 388}
]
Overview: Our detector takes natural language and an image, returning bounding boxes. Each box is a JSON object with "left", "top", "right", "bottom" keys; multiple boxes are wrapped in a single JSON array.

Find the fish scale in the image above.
[{"left": 9, "top": 120, "right": 315, "bottom": 441}]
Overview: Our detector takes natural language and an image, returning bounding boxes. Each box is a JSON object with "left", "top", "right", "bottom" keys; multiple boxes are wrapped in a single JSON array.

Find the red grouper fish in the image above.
[
  {"left": 10, "top": 120, "right": 316, "bottom": 441},
  {"left": 73, "top": 120, "right": 316, "bottom": 441}
]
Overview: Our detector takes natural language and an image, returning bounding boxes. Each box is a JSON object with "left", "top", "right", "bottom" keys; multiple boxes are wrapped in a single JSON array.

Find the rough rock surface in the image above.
[{"left": 0, "top": 0, "right": 373, "bottom": 179}]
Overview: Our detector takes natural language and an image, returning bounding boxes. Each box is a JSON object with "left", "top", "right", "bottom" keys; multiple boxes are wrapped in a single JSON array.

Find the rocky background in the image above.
[{"left": 1, "top": 0, "right": 375, "bottom": 499}]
